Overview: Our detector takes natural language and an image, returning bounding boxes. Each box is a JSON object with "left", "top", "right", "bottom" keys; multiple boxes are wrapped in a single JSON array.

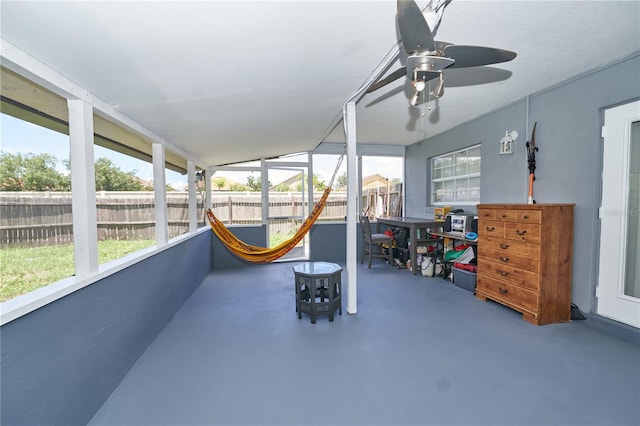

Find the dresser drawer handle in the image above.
[
  {"left": 515, "top": 229, "right": 527, "bottom": 236},
  {"left": 498, "top": 287, "right": 509, "bottom": 294},
  {"left": 499, "top": 243, "right": 510, "bottom": 249},
  {"left": 498, "top": 270, "right": 510, "bottom": 277},
  {"left": 483, "top": 213, "right": 491, "bottom": 217},
  {"left": 501, "top": 214, "right": 508, "bottom": 218},
  {"left": 499, "top": 256, "right": 509, "bottom": 263},
  {"left": 486, "top": 226, "right": 495, "bottom": 232},
  {"left": 523, "top": 215, "right": 529, "bottom": 219}
]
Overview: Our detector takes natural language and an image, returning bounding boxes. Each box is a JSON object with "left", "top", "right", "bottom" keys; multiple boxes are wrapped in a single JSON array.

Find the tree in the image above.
[
  {"left": 295, "top": 174, "right": 326, "bottom": 191},
  {"left": 93, "top": 157, "right": 146, "bottom": 191},
  {"left": 229, "top": 182, "right": 247, "bottom": 191},
  {"left": 213, "top": 177, "right": 226, "bottom": 190},
  {"left": 246, "top": 176, "right": 270, "bottom": 192},
  {"left": 274, "top": 183, "right": 291, "bottom": 192},
  {"left": 0, "top": 151, "right": 70, "bottom": 191},
  {"left": 312, "top": 174, "right": 327, "bottom": 191},
  {"left": 336, "top": 172, "right": 347, "bottom": 189},
  {"left": 246, "top": 176, "right": 261, "bottom": 191}
]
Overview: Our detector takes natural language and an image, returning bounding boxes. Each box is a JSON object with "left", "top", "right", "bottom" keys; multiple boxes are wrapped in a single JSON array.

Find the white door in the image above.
[{"left": 597, "top": 100, "right": 640, "bottom": 328}]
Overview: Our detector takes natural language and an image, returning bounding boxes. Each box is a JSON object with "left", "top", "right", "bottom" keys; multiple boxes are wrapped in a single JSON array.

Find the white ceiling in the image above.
[{"left": 1, "top": 1, "right": 639, "bottom": 167}]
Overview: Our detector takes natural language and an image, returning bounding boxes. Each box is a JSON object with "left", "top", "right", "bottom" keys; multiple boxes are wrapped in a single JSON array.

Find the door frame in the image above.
[
  {"left": 597, "top": 99, "right": 640, "bottom": 328},
  {"left": 265, "top": 159, "right": 312, "bottom": 262}
]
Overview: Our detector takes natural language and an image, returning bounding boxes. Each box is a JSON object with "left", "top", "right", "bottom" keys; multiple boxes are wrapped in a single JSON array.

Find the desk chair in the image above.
[{"left": 359, "top": 215, "right": 393, "bottom": 268}]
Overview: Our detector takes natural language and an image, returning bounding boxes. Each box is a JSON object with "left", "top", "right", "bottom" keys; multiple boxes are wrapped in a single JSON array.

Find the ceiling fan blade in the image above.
[
  {"left": 397, "top": 0, "right": 435, "bottom": 53},
  {"left": 444, "top": 45, "right": 517, "bottom": 68},
  {"left": 366, "top": 67, "right": 407, "bottom": 93}
]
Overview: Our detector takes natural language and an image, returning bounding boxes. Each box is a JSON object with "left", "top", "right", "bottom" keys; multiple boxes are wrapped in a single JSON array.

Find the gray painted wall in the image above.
[
  {"left": 0, "top": 231, "right": 213, "bottom": 426},
  {"left": 405, "top": 54, "right": 640, "bottom": 313}
]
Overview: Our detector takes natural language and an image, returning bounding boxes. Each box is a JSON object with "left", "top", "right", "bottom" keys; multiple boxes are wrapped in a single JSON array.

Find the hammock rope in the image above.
[{"left": 206, "top": 149, "right": 344, "bottom": 263}]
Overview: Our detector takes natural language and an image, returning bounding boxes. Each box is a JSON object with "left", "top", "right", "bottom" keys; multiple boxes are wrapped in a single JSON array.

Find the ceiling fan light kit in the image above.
[{"left": 367, "top": 0, "right": 517, "bottom": 107}]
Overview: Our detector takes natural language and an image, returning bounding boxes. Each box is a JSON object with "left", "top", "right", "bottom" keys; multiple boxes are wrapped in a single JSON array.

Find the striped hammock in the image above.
[{"left": 206, "top": 186, "right": 332, "bottom": 263}]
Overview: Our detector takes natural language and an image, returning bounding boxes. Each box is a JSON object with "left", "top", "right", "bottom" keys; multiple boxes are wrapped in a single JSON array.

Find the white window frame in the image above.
[{"left": 431, "top": 144, "right": 481, "bottom": 206}]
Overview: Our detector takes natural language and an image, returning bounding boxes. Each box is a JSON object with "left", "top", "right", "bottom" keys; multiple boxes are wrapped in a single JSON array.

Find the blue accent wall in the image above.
[
  {"left": 211, "top": 225, "right": 267, "bottom": 269},
  {"left": 210, "top": 222, "right": 348, "bottom": 267},
  {"left": 310, "top": 223, "right": 346, "bottom": 262},
  {"left": 405, "top": 54, "right": 640, "bottom": 312},
  {"left": 0, "top": 231, "right": 213, "bottom": 426}
]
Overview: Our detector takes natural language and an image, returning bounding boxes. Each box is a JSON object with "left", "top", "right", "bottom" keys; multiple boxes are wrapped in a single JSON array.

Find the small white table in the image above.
[{"left": 293, "top": 262, "right": 342, "bottom": 324}]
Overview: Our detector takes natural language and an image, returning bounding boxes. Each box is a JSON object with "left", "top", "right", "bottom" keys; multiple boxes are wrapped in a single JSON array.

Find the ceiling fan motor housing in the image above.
[{"left": 407, "top": 54, "right": 455, "bottom": 74}]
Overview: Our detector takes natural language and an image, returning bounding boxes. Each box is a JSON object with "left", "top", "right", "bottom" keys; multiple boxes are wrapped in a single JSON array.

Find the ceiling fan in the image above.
[{"left": 367, "top": 0, "right": 517, "bottom": 106}]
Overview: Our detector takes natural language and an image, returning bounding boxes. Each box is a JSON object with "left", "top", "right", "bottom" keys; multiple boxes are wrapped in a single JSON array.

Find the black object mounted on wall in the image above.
[{"left": 444, "top": 215, "right": 452, "bottom": 232}]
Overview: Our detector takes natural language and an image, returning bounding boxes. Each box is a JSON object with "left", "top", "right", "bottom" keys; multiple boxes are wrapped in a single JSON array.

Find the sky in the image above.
[{"left": 1, "top": 113, "right": 402, "bottom": 190}]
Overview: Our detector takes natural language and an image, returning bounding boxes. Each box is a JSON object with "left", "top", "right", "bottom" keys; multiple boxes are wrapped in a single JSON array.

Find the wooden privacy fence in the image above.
[
  {"left": 209, "top": 193, "right": 348, "bottom": 224},
  {"left": 0, "top": 192, "right": 204, "bottom": 248},
  {"left": 1, "top": 185, "right": 402, "bottom": 248},
  {"left": 362, "top": 183, "right": 403, "bottom": 219}
]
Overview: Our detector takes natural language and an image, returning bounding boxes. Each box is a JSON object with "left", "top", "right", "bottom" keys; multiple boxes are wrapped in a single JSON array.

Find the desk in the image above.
[
  {"left": 293, "top": 262, "right": 342, "bottom": 324},
  {"left": 376, "top": 217, "right": 442, "bottom": 275}
]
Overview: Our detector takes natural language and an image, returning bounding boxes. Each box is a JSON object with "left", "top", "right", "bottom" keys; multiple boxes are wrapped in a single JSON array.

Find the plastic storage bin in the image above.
[{"left": 452, "top": 267, "right": 476, "bottom": 292}]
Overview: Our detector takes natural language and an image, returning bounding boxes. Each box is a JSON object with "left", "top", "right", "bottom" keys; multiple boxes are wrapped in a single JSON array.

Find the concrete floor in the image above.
[{"left": 90, "top": 261, "right": 640, "bottom": 426}]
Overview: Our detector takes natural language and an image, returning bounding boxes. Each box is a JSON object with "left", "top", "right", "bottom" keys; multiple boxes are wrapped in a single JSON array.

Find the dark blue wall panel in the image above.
[
  {"left": 0, "top": 231, "right": 213, "bottom": 426},
  {"left": 211, "top": 223, "right": 349, "bottom": 267},
  {"left": 211, "top": 225, "right": 267, "bottom": 269},
  {"left": 310, "top": 223, "right": 347, "bottom": 262}
]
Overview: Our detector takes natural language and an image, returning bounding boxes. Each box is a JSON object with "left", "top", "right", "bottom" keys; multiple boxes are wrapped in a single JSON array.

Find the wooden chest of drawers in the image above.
[{"left": 476, "top": 204, "right": 574, "bottom": 325}]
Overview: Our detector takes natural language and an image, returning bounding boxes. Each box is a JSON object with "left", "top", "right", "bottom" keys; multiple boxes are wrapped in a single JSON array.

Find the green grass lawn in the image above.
[
  {"left": 270, "top": 230, "right": 298, "bottom": 248},
  {"left": 0, "top": 240, "right": 155, "bottom": 302},
  {"left": 1, "top": 233, "right": 299, "bottom": 303}
]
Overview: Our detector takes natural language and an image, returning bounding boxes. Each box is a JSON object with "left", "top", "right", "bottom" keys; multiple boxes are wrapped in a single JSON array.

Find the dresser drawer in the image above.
[
  {"left": 477, "top": 275, "right": 539, "bottom": 313},
  {"left": 494, "top": 210, "right": 517, "bottom": 221},
  {"left": 515, "top": 210, "right": 542, "bottom": 224},
  {"left": 477, "top": 259, "right": 540, "bottom": 292},
  {"left": 479, "top": 221, "right": 504, "bottom": 238},
  {"left": 478, "top": 236, "right": 540, "bottom": 256},
  {"left": 504, "top": 222, "right": 541, "bottom": 243},
  {"left": 478, "top": 247, "right": 540, "bottom": 273},
  {"left": 478, "top": 209, "right": 496, "bottom": 221},
  {"left": 481, "top": 209, "right": 542, "bottom": 224}
]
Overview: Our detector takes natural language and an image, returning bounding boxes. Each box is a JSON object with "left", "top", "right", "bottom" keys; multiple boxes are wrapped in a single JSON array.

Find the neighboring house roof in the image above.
[
  {"left": 270, "top": 173, "right": 302, "bottom": 190},
  {"left": 336, "top": 174, "right": 392, "bottom": 191},
  {"left": 362, "top": 174, "right": 390, "bottom": 190}
]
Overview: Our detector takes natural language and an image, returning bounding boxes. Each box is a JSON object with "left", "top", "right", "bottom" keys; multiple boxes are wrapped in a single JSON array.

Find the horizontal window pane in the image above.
[{"left": 442, "top": 165, "right": 454, "bottom": 178}]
